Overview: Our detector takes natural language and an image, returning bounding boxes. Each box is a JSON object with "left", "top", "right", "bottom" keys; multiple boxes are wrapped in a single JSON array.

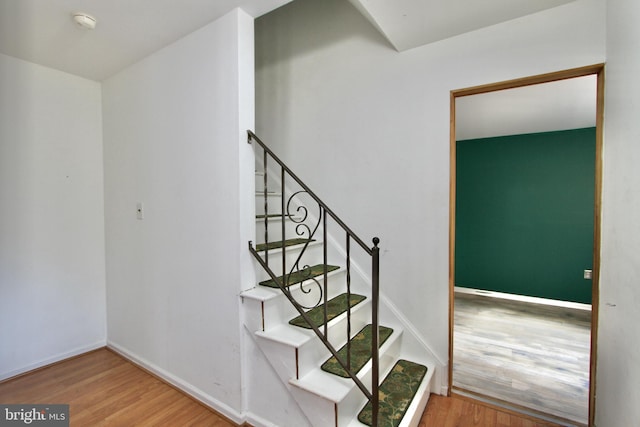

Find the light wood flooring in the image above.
[
  {"left": 0, "top": 347, "right": 563, "bottom": 426},
  {"left": 0, "top": 348, "right": 234, "bottom": 426},
  {"left": 453, "top": 292, "right": 591, "bottom": 426},
  {"left": 421, "top": 394, "right": 562, "bottom": 427}
]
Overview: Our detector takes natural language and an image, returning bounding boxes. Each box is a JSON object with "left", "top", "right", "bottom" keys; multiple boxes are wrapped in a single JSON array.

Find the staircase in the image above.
[{"left": 240, "top": 131, "right": 435, "bottom": 427}]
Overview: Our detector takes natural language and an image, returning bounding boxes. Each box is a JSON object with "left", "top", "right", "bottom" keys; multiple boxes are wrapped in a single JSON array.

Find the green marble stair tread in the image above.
[
  {"left": 259, "top": 264, "right": 339, "bottom": 289},
  {"left": 321, "top": 324, "right": 393, "bottom": 378},
  {"left": 255, "top": 238, "right": 315, "bottom": 252},
  {"left": 289, "top": 293, "right": 366, "bottom": 329},
  {"left": 357, "top": 359, "right": 428, "bottom": 427}
]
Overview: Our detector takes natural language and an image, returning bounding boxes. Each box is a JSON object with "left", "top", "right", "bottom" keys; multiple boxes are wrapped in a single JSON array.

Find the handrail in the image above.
[
  {"left": 248, "top": 130, "right": 373, "bottom": 255},
  {"left": 247, "top": 130, "right": 381, "bottom": 426}
]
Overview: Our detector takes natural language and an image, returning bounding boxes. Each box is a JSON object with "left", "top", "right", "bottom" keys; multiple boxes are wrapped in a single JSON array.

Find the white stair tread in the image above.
[
  {"left": 256, "top": 323, "right": 314, "bottom": 347},
  {"left": 290, "top": 368, "right": 353, "bottom": 402},
  {"left": 240, "top": 286, "right": 279, "bottom": 302}
]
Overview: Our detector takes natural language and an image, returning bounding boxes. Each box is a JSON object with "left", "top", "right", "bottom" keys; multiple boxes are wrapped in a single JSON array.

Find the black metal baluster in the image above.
[
  {"left": 323, "top": 209, "right": 328, "bottom": 339},
  {"left": 263, "top": 150, "right": 269, "bottom": 267},
  {"left": 346, "top": 234, "right": 351, "bottom": 373},
  {"left": 281, "top": 167, "right": 286, "bottom": 287},
  {"left": 371, "top": 237, "right": 380, "bottom": 427}
]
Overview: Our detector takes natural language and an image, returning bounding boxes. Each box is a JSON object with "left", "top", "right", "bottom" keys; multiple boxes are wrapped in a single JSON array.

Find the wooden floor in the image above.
[
  {"left": 0, "top": 348, "right": 233, "bottom": 426},
  {"left": 453, "top": 292, "right": 591, "bottom": 426},
  {"left": 420, "top": 394, "right": 562, "bottom": 427},
  {"left": 0, "top": 348, "right": 562, "bottom": 427}
]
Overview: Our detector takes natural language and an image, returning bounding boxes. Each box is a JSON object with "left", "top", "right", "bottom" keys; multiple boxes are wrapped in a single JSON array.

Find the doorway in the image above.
[{"left": 448, "top": 65, "right": 604, "bottom": 426}]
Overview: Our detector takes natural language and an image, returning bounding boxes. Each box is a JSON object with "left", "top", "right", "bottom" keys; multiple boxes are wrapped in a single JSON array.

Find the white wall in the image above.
[
  {"left": 256, "top": 0, "right": 604, "bottom": 373},
  {"left": 102, "top": 9, "right": 255, "bottom": 421},
  {"left": 0, "top": 53, "right": 106, "bottom": 380},
  {"left": 597, "top": 0, "right": 640, "bottom": 425}
]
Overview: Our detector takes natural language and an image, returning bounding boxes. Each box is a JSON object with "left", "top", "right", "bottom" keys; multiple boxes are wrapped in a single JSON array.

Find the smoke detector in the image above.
[{"left": 72, "top": 13, "right": 97, "bottom": 30}]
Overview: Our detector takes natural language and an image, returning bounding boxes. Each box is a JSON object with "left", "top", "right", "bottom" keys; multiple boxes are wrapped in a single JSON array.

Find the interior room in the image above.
[
  {"left": 451, "top": 75, "right": 598, "bottom": 425},
  {"left": 1, "top": 0, "right": 640, "bottom": 426}
]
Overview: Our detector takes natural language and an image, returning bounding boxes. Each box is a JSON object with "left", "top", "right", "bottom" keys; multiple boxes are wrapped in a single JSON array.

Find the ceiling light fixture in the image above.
[{"left": 72, "top": 12, "right": 97, "bottom": 30}]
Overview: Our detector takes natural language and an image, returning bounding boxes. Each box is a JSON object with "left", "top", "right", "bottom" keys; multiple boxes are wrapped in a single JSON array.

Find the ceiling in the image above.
[
  {"left": 0, "top": 0, "right": 580, "bottom": 82},
  {"left": 456, "top": 75, "right": 597, "bottom": 141},
  {"left": 348, "top": 0, "right": 577, "bottom": 51},
  {"left": 0, "top": 1, "right": 595, "bottom": 137},
  {"left": 0, "top": 0, "right": 293, "bottom": 81}
]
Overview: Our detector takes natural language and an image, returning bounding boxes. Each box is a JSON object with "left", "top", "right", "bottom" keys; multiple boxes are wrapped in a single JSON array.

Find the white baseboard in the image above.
[
  {"left": 243, "top": 412, "right": 283, "bottom": 427},
  {"left": 0, "top": 340, "right": 106, "bottom": 382},
  {"left": 107, "top": 341, "right": 245, "bottom": 425},
  {"left": 454, "top": 287, "right": 592, "bottom": 311}
]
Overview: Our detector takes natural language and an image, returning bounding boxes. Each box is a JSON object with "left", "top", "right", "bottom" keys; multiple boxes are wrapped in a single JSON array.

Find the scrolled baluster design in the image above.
[{"left": 283, "top": 190, "right": 324, "bottom": 310}]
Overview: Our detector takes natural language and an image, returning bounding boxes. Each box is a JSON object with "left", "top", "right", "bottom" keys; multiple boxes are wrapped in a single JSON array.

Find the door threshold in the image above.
[{"left": 451, "top": 387, "right": 586, "bottom": 427}]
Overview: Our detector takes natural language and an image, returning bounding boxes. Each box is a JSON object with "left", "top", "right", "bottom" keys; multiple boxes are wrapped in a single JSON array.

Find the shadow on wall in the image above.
[
  {"left": 255, "top": 0, "right": 393, "bottom": 70},
  {"left": 254, "top": 0, "right": 395, "bottom": 185}
]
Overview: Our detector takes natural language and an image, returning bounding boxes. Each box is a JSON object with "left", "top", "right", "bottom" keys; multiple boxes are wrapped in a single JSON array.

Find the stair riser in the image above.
[
  {"left": 254, "top": 172, "right": 304, "bottom": 194},
  {"left": 256, "top": 174, "right": 280, "bottom": 194},
  {"left": 242, "top": 297, "right": 265, "bottom": 335},
  {"left": 255, "top": 193, "right": 282, "bottom": 216}
]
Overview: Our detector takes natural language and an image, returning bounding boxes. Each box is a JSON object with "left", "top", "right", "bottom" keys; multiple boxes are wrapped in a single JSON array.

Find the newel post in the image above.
[{"left": 371, "top": 237, "right": 380, "bottom": 427}]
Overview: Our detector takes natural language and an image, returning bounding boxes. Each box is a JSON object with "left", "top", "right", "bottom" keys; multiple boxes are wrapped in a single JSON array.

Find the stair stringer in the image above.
[{"left": 242, "top": 326, "right": 315, "bottom": 427}]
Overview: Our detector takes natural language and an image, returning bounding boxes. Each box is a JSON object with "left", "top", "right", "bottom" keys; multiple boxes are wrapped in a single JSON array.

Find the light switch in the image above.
[
  {"left": 136, "top": 202, "right": 144, "bottom": 220},
  {"left": 584, "top": 269, "right": 592, "bottom": 280}
]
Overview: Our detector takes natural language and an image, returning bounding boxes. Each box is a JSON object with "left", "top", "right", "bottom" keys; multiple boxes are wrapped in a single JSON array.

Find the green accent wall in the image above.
[{"left": 455, "top": 128, "right": 595, "bottom": 304}]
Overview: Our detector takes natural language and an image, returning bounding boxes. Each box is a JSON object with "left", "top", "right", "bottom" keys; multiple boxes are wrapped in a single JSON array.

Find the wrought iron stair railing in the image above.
[{"left": 247, "top": 130, "right": 381, "bottom": 426}]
